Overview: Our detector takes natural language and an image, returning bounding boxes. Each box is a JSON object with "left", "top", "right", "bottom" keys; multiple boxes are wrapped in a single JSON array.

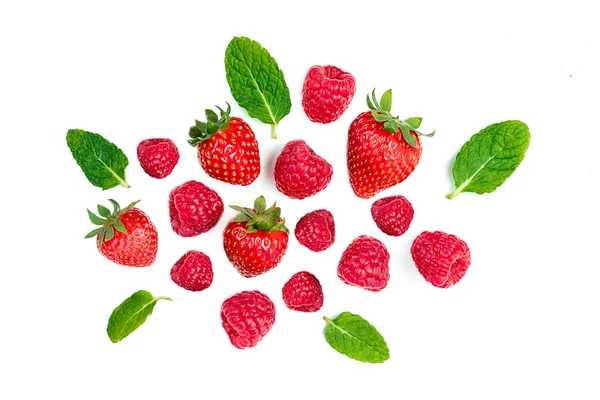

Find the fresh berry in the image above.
[
  {"left": 371, "top": 195, "right": 414, "bottom": 236},
  {"left": 302, "top": 65, "right": 356, "bottom": 124},
  {"left": 223, "top": 196, "right": 289, "bottom": 278},
  {"left": 337, "top": 235, "right": 390, "bottom": 292},
  {"left": 411, "top": 231, "right": 471, "bottom": 288},
  {"left": 274, "top": 140, "right": 333, "bottom": 199},
  {"left": 137, "top": 138, "right": 180, "bottom": 179},
  {"left": 221, "top": 290, "right": 275, "bottom": 349},
  {"left": 188, "top": 104, "right": 260, "bottom": 186},
  {"left": 85, "top": 199, "right": 158, "bottom": 267},
  {"left": 347, "top": 89, "right": 434, "bottom": 199},
  {"left": 169, "top": 180, "right": 224, "bottom": 237},
  {"left": 294, "top": 209, "right": 335, "bottom": 252},
  {"left": 282, "top": 271, "right": 324, "bottom": 312},
  {"left": 170, "top": 250, "right": 213, "bottom": 292}
]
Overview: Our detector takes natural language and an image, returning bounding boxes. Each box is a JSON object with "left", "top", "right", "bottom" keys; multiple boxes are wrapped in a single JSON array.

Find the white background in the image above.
[{"left": 1, "top": 1, "right": 599, "bottom": 399}]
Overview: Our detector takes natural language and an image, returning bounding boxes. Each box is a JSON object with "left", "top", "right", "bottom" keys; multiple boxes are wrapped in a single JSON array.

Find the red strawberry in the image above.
[
  {"left": 169, "top": 180, "right": 224, "bottom": 237},
  {"left": 170, "top": 250, "right": 213, "bottom": 292},
  {"left": 282, "top": 271, "right": 324, "bottom": 312},
  {"left": 371, "top": 195, "right": 414, "bottom": 236},
  {"left": 347, "top": 89, "right": 434, "bottom": 199},
  {"left": 294, "top": 209, "right": 335, "bottom": 252},
  {"left": 137, "top": 138, "right": 179, "bottom": 179},
  {"left": 302, "top": 65, "right": 356, "bottom": 124},
  {"left": 188, "top": 104, "right": 260, "bottom": 186},
  {"left": 85, "top": 199, "right": 158, "bottom": 267},
  {"left": 221, "top": 290, "right": 275, "bottom": 349},
  {"left": 223, "top": 196, "right": 289, "bottom": 278},
  {"left": 411, "top": 231, "right": 471, "bottom": 288},
  {"left": 337, "top": 235, "right": 390, "bottom": 292},
  {"left": 274, "top": 140, "right": 333, "bottom": 199}
]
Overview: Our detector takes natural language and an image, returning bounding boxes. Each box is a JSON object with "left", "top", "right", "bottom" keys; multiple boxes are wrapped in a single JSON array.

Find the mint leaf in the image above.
[
  {"left": 66, "top": 129, "right": 130, "bottom": 190},
  {"left": 447, "top": 120, "right": 530, "bottom": 199},
  {"left": 107, "top": 290, "right": 171, "bottom": 343},
  {"left": 324, "top": 312, "right": 389, "bottom": 363},
  {"left": 225, "top": 36, "right": 291, "bottom": 139}
]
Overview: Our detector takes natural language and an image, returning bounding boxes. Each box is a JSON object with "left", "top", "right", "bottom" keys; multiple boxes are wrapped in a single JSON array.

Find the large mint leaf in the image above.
[
  {"left": 225, "top": 36, "right": 291, "bottom": 139},
  {"left": 324, "top": 312, "right": 390, "bottom": 363},
  {"left": 447, "top": 120, "right": 530, "bottom": 199},
  {"left": 66, "top": 129, "right": 130, "bottom": 190},
  {"left": 107, "top": 290, "right": 171, "bottom": 343}
]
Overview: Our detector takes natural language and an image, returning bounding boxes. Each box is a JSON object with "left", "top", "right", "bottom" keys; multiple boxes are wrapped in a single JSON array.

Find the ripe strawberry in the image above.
[
  {"left": 371, "top": 195, "right": 414, "bottom": 236},
  {"left": 302, "top": 65, "right": 356, "bottom": 124},
  {"left": 274, "top": 140, "right": 333, "bottom": 199},
  {"left": 282, "top": 271, "right": 324, "bottom": 312},
  {"left": 294, "top": 209, "right": 335, "bottom": 252},
  {"left": 137, "top": 138, "right": 179, "bottom": 179},
  {"left": 85, "top": 199, "right": 158, "bottom": 267},
  {"left": 347, "top": 89, "right": 434, "bottom": 199},
  {"left": 223, "top": 196, "right": 289, "bottom": 278},
  {"left": 337, "top": 235, "right": 390, "bottom": 292},
  {"left": 411, "top": 231, "right": 471, "bottom": 288},
  {"left": 188, "top": 103, "right": 260, "bottom": 186},
  {"left": 169, "top": 180, "right": 224, "bottom": 237},
  {"left": 221, "top": 290, "right": 275, "bottom": 349},
  {"left": 170, "top": 250, "right": 213, "bottom": 292}
]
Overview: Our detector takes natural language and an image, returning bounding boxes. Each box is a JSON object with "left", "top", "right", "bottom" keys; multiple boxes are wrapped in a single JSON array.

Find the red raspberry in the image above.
[
  {"left": 137, "top": 138, "right": 179, "bottom": 179},
  {"left": 170, "top": 250, "right": 213, "bottom": 291},
  {"left": 302, "top": 65, "right": 356, "bottom": 124},
  {"left": 294, "top": 209, "right": 335, "bottom": 252},
  {"left": 221, "top": 291, "right": 275, "bottom": 349},
  {"left": 169, "top": 180, "right": 224, "bottom": 237},
  {"left": 410, "top": 231, "right": 471, "bottom": 288},
  {"left": 337, "top": 235, "right": 390, "bottom": 292},
  {"left": 282, "top": 271, "right": 324, "bottom": 312},
  {"left": 371, "top": 195, "right": 414, "bottom": 236},
  {"left": 274, "top": 140, "right": 333, "bottom": 199}
]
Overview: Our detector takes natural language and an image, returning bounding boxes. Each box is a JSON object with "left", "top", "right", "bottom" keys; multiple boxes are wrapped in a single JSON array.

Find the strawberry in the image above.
[
  {"left": 170, "top": 250, "right": 213, "bottom": 292},
  {"left": 85, "top": 199, "right": 158, "bottom": 267},
  {"left": 136, "top": 138, "right": 179, "bottom": 179},
  {"left": 294, "top": 209, "right": 335, "bottom": 252},
  {"left": 347, "top": 89, "right": 434, "bottom": 199},
  {"left": 221, "top": 290, "right": 275, "bottom": 349},
  {"left": 274, "top": 140, "right": 333, "bottom": 199},
  {"left": 223, "top": 196, "right": 289, "bottom": 278},
  {"left": 411, "top": 231, "right": 471, "bottom": 288},
  {"left": 302, "top": 65, "right": 356, "bottom": 124},
  {"left": 337, "top": 235, "right": 390, "bottom": 292},
  {"left": 282, "top": 271, "right": 324, "bottom": 312},
  {"left": 188, "top": 103, "right": 260, "bottom": 186},
  {"left": 371, "top": 195, "right": 414, "bottom": 236},
  {"left": 169, "top": 180, "right": 224, "bottom": 237}
]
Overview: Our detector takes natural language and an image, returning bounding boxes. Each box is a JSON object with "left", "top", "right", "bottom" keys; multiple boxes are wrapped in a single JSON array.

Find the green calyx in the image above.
[
  {"left": 229, "top": 195, "right": 289, "bottom": 234},
  {"left": 188, "top": 103, "right": 232, "bottom": 146},
  {"left": 85, "top": 199, "right": 139, "bottom": 246},
  {"left": 366, "top": 89, "right": 435, "bottom": 148}
]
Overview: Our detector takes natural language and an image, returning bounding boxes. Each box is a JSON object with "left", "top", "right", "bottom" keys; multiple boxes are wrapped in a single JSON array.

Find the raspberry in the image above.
[
  {"left": 170, "top": 250, "right": 213, "bottom": 291},
  {"left": 302, "top": 65, "right": 356, "bottom": 124},
  {"left": 410, "top": 231, "right": 471, "bottom": 288},
  {"left": 137, "top": 138, "right": 179, "bottom": 179},
  {"left": 282, "top": 271, "right": 324, "bottom": 312},
  {"left": 337, "top": 235, "right": 390, "bottom": 292},
  {"left": 371, "top": 195, "right": 414, "bottom": 236},
  {"left": 294, "top": 209, "right": 335, "bottom": 252},
  {"left": 221, "top": 291, "right": 275, "bottom": 349},
  {"left": 169, "top": 180, "right": 224, "bottom": 237}
]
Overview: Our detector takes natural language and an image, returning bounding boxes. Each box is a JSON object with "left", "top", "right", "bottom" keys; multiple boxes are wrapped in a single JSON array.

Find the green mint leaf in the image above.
[
  {"left": 225, "top": 36, "right": 291, "bottom": 139},
  {"left": 106, "top": 290, "right": 172, "bottom": 343},
  {"left": 447, "top": 120, "right": 530, "bottom": 199},
  {"left": 66, "top": 129, "right": 131, "bottom": 190},
  {"left": 324, "top": 312, "right": 390, "bottom": 364}
]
